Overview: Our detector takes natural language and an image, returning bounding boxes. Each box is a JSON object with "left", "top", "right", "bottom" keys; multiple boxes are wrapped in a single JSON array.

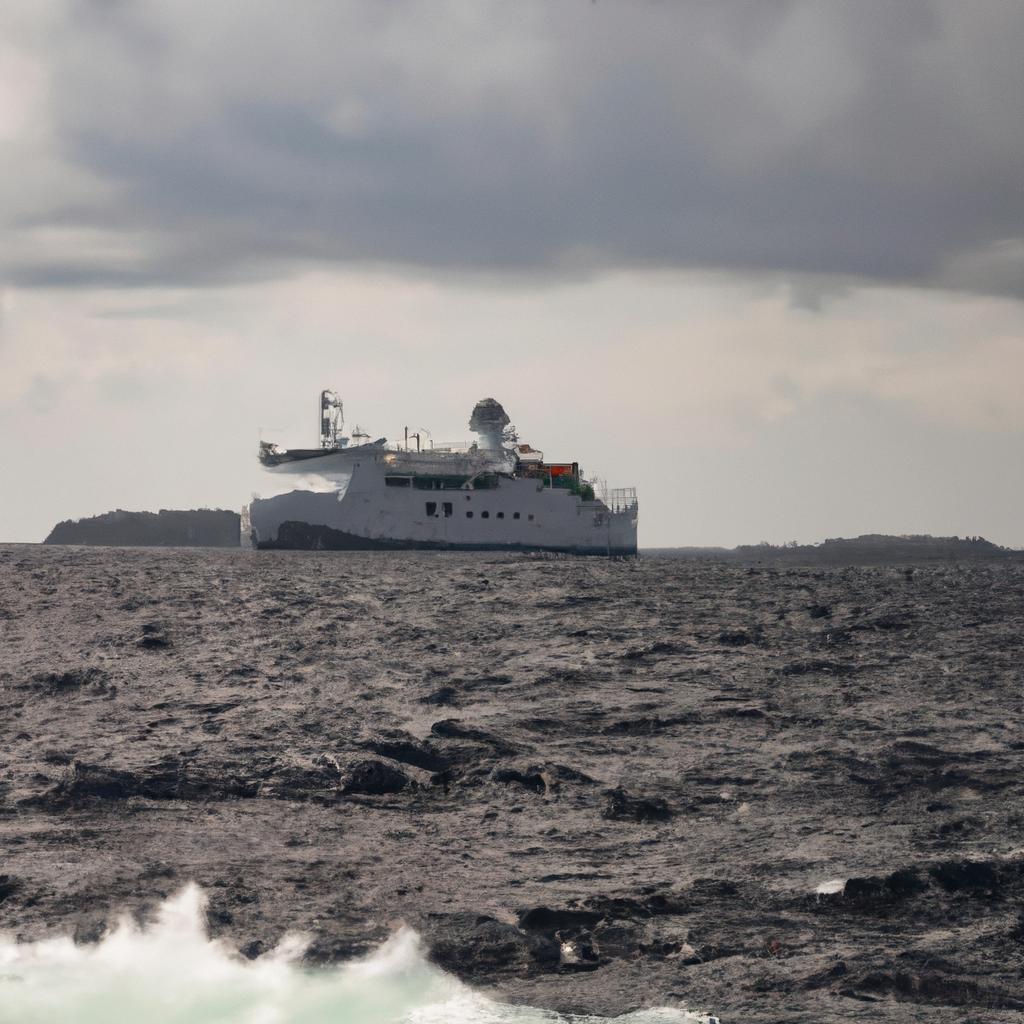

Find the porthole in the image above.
[
  {"left": 481, "top": 511, "right": 490, "bottom": 519},
  {"left": 466, "top": 510, "right": 474, "bottom": 518},
  {"left": 513, "top": 512, "right": 520, "bottom": 520},
  {"left": 497, "top": 512, "right": 504, "bottom": 519}
]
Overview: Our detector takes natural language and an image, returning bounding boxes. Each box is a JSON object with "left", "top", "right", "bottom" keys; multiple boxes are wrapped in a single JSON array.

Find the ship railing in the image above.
[
  {"left": 606, "top": 487, "right": 638, "bottom": 513},
  {"left": 430, "top": 441, "right": 474, "bottom": 452}
]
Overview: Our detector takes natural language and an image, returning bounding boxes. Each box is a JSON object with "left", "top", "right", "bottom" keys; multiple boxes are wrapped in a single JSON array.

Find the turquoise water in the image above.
[{"left": 0, "top": 886, "right": 716, "bottom": 1024}]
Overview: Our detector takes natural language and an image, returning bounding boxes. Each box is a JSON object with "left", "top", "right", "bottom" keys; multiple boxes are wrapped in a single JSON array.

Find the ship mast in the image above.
[{"left": 319, "top": 389, "right": 344, "bottom": 449}]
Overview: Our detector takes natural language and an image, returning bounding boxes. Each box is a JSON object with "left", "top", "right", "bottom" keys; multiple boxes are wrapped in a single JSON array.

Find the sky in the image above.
[{"left": 1, "top": 0, "right": 1022, "bottom": 548}]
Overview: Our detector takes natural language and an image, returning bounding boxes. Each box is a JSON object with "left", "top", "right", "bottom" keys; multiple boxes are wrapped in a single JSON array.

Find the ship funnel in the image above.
[{"left": 469, "top": 398, "right": 510, "bottom": 450}]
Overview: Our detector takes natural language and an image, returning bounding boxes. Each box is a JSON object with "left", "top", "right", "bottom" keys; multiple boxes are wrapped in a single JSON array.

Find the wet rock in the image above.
[
  {"left": 418, "top": 686, "right": 459, "bottom": 706},
  {"left": 839, "top": 864, "right": 929, "bottom": 905},
  {"left": 426, "top": 912, "right": 558, "bottom": 976},
  {"left": 516, "top": 906, "right": 612, "bottom": 972},
  {"left": 719, "top": 706, "right": 767, "bottom": 719},
  {"left": 259, "top": 756, "right": 344, "bottom": 801},
  {"left": 935, "top": 815, "right": 984, "bottom": 836},
  {"left": 602, "top": 787, "right": 672, "bottom": 822},
  {"left": 339, "top": 759, "right": 409, "bottom": 795},
  {"left": 841, "top": 876, "right": 885, "bottom": 903},
  {"left": 884, "top": 867, "right": 929, "bottom": 898},
  {"left": 518, "top": 906, "right": 603, "bottom": 933},
  {"left": 0, "top": 874, "right": 19, "bottom": 903},
  {"left": 361, "top": 731, "right": 448, "bottom": 772},
  {"left": 620, "top": 641, "right": 690, "bottom": 660},
  {"left": 137, "top": 623, "right": 170, "bottom": 649},
  {"left": 426, "top": 719, "right": 520, "bottom": 772},
  {"left": 41, "top": 750, "right": 75, "bottom": 765},
  {"left": 599, "top": 714, "right": 698, "bottom": 736},
  {"left": 430, "top": 719, "right": 516, "bottom": 753},
  {"left": 143, "top": 758, "right": 258, "bottom": 801},
  {"left": 840, "top": 968, "right": 1024, "bottom": 1010},
  {"left": 32, "top": 758, "right": 260, "bottom": 806},
  {"left": 589, "top": 921, "right": 642, "bottom": 959},
  {"left": 139, "top": 862, "right": 178, "bottom": 880},
  {"left": 717, "top": 630, "right": 756, "bottom": 646},
  {"left": 28, "top": 667, "right": 113, "bottom": 693},
  {"left": 490, "top": 766, "right": 548, "bottom": 794},
  {"left": 779, "top": 659, "right": 854, "bottom": 676},
  {"left": 206, "top": 903, "right": 234, "bottom": 927},
  {"left": 928, "top": 859, "right": 1000, "bottom": 894},
  {"left": 303, "top": 933, "right": 386, "bottom": 966},
  {"left": 73, "top": 913, "right": 109, "bottom": 945},
  {"left": 45, "top": 762, "right": 140, "bottom": 803},
  {"left": 866, "top": 612, "right": 912, "bottom": 630},
  {"left": 799, "top": 960, "right": 848, "bottom": 990}
]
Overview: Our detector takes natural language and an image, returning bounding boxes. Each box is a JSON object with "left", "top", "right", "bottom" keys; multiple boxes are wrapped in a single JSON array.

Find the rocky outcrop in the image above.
[
  {"left": 44, "top": 509, "right": 240, "bottom": 547},
  {"left": 601, "top": 787, "right": 672, "bottom": 822}
]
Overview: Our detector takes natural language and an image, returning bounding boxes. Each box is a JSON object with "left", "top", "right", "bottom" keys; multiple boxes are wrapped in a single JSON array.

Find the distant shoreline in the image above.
[
  {"left": 12, "top": 521, "right": 1024, "bottom": 564},
  {"left": 644, "top": 534, "right": 1024, "bottom": 564}
]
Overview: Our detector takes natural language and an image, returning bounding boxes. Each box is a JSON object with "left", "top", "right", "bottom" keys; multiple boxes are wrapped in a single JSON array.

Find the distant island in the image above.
[
  {"left": 646, "top": 534, "right": 1023, "bottom": 564},
  {"left": 44, "top": 509, "right": 240, "bottom": 548}
]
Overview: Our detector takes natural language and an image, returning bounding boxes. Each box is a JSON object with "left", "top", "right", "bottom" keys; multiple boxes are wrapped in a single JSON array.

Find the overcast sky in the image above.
[{"left": 2, "top": 0, "right": 1022, "bottom": 547}]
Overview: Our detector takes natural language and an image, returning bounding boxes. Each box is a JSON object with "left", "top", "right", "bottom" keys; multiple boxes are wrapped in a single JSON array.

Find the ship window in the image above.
[
  {"left": 466, "top": 510, "right": 473, "bottom": 518},
  {"left": 443, "top": 502, "right": 453, "bottom": 518},
  {"left": 496, "top": 511, "right": 504, "bottom": 519},
  {"left": 481, "top": 511, "right": 489, "bottom": 519},
  {"left": 425, "top": 502, "right": 437, "bottom": 517},
  {"left": 528, "top": 514, "right": 535, "bottom": 521},
  {"left": 385, "top": 476, "right": 411, "bottom": 487},
  {"left": 513, "top": 512, "right": 520, "bottom": 520}
]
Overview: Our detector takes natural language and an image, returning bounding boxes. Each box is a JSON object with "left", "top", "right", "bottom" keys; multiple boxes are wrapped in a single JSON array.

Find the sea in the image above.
[
  {"left": 5, "top": 544, "right": 1019, "bottom": 1021},
  {"left": 0, "top": 886, "right": 713, "bottom": 1024}
]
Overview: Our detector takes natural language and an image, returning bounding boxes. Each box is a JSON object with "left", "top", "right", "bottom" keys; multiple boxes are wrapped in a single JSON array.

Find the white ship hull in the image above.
[{"left": 250, "top": 451, "right": 637, "bottom": 556}]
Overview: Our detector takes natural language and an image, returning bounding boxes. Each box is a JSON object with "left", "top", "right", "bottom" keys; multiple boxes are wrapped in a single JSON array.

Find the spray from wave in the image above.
[{"left": 0, "top": 885, "right": 718, "bottom": 1024}]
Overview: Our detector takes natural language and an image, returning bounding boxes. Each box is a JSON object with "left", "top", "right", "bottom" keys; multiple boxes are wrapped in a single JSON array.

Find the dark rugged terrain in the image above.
[
  {"left": 1, "top": 544, "right": 1022, "bottom": 1022},
  {"left": 651, "top": 534, "right": 1024, "bottom": 566},
  {"left": 44, "top": 509, "right": 240, "bottom": 547}
]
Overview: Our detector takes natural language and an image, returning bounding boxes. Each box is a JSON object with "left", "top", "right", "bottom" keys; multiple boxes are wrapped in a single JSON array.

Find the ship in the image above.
[{"left": 247, "top": 391, "right": 638, "bottom": 555}]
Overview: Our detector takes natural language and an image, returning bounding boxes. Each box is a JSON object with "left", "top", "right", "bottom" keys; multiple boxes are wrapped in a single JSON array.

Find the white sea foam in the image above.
[
  {"left": 0, "top": 885, "right": 718, "bottom": 1024},
  {"left": 814, "top": 879, "right": 846, "bottom": 895}
]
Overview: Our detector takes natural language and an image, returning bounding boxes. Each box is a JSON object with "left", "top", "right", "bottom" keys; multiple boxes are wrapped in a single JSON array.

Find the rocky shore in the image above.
[{"left": 1, "top": 545, "right": 1022, "bottom": 1021}]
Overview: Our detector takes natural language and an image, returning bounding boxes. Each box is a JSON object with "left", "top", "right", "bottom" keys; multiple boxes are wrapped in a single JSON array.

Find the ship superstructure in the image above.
[{"left": 248, "top": 393, "right": 638, "bottom": 555}]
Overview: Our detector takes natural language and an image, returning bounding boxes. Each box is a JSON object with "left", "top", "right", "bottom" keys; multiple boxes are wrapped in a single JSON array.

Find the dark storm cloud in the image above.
[{"left": 5, "top": 0, "right": 1024, "bottom": 295}]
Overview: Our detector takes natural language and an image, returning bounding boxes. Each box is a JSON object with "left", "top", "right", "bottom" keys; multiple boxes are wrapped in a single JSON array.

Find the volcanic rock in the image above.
[
  {"left": 339, "top": 759, "right": 409, "bottom": 795},
  {"left": 602, "top": 787, "right": 673, "bottom": 822}
]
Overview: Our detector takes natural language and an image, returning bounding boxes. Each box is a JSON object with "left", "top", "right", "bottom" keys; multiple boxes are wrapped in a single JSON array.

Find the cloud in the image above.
[
  {"left": 1, "top": 0, "right": 1022, "bottom": 296},
  {"left": 1, "top": 269, "right": 1022, "bottom": 546}
]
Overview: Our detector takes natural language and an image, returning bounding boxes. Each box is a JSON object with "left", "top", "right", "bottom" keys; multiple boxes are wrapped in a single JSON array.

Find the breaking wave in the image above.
[{"left": 0, "top": 885, "right": 716, "bottom": 1024}]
